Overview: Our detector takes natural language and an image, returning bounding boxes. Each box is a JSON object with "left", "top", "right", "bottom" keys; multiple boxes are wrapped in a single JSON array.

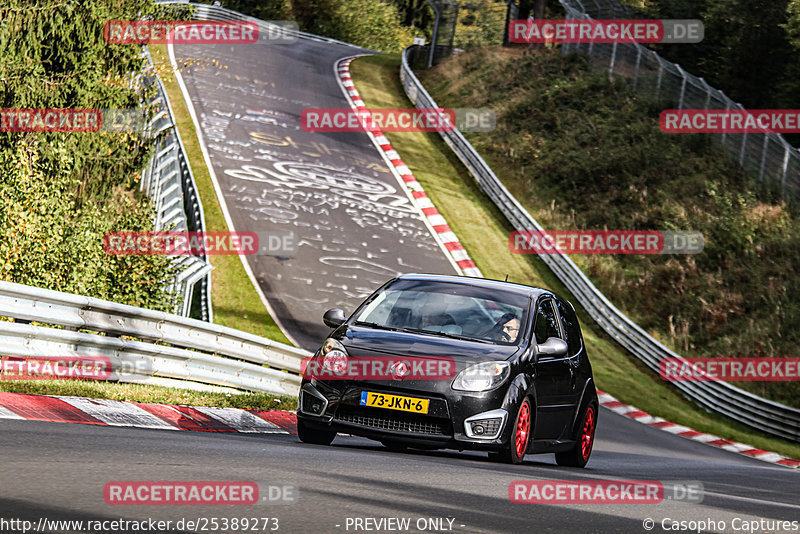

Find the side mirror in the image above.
[
  {"left": 536, "top": 337, "right": 568, "bottom": 358},
  {"left": 323, "top": 308, "right": 346, "bottom": 328}
]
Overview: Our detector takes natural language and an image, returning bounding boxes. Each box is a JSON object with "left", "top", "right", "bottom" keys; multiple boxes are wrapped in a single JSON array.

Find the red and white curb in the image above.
[
  {"left": 335, "top": 57, "right": 482, "bottom": 279},
  {"left": 597, "top": 389, "right": 800, "bottom": 469},
  {"left": 2, "top": 389, "right": 797, "bottom": 468},
  {"left": 0, "top": 392, "right": 297, "bottom": 434}
]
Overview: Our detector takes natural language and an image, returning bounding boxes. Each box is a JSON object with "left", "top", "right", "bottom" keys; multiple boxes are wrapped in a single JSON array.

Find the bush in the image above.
[
  {"left": 292, "top": 0, "right": 415, "bottom": 52},
  {"left": 453, "top": 0, "right": 507, "bottom": 49},
  {"left": 0, "top": 0, "right": 189, "bottom": 311}
]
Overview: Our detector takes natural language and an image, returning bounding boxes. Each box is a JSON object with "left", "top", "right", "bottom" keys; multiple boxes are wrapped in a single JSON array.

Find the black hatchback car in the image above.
[{"left": 297, "top": 274, "right": 598, "bottom": 467}]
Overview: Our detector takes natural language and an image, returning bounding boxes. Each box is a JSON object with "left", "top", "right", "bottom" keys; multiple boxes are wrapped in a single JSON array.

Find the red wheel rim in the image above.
[
  {"left": 515, "top": 400, "right": 531, "bottom": 458},
  {"left": 580, "top": 406, "right": 596, "bottom": 461}
]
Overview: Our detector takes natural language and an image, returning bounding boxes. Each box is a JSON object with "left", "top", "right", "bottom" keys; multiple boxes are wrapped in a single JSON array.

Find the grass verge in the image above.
[
  {"left": 0, "top": 380, "right": 297, "bottom": 411},
  {"left": 348, "top": 52, "right": 800, "bottom": 460}
]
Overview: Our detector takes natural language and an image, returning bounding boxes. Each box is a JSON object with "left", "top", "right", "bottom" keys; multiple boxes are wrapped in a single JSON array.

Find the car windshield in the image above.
[{"left": 353, "top": 280, "right": 529, "bottom": 344}]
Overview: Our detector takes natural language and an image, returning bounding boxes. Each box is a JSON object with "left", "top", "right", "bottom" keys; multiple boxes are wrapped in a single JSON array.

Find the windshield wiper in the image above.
[
  {"left": 398, "top": 327, "right": 492, "bottom": 344},
  {"left": 353, "top": 321, "right": 401, "bottom": 331}
]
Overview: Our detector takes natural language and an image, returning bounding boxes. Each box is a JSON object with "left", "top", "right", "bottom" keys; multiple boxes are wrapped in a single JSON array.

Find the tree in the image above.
[
  {"left": 0, "top": 0, "right": 188, "bottom": 310},
  {"left": 641, "top": 0, "right": 798, "bottom": 134},
  {"left": 785, "top": 0, "right": 800, "bottom": 48}
]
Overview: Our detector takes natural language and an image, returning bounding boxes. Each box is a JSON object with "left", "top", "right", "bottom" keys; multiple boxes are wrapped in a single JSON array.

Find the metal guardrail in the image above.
[
  {"left": 140, "top": 48, "right": 213, "bottom": 321},
  {"left": 400, "top": 45, "right": 800, "bottom": 442},
  {"left": 158, "top": 1, "right": 363, "bottom": 48},
  {"left": 558, "top": 0, "right": 800, "bottom": 200},
  {"left": 0, "top": 281, "right": 309, "bottom": 396}
]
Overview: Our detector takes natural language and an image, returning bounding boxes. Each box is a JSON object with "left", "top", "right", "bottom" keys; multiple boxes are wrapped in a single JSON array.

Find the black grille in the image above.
[
  {"left": 335, "top": 406, "right": 451, "bottom": 436},
  {"left": 468, "top": 418, "right": 501, "bottom": 436}
]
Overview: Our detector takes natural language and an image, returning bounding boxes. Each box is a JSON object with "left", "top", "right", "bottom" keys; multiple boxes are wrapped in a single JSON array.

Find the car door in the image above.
[{"left": 532, "top": 297, "right": 575, "bottom": 440}]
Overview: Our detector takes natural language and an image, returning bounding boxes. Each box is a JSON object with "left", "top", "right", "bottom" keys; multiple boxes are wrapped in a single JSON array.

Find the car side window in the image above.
[
  {"left": 534, "top": 299, "right": 561, "bottom": 344},
  {"left": 556, "top": 299, "right": 583, "bottom": 357}
]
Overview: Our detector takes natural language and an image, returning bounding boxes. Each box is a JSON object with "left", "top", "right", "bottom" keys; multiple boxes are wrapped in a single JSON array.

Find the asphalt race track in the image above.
[
  {"left": 170, "top": 36, "right": 458, "bottom": 350},
  {"left": 2, "top": 25, "right": 796, "bottom": 534},
  {"left": 1, "top": 408, "right": 797, "bottom": 533}
]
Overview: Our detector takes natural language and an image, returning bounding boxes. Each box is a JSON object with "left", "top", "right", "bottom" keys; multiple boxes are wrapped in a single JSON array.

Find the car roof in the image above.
[{"left": 396, "top": 273, "right": 552, "bottom": 300}]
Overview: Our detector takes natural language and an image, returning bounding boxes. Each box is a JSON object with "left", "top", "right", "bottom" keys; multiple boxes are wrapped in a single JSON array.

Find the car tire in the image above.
[
  {"left": 555, "top": 400, "right": 598, "bottom": 468},
  {"left": 297, "top": 418, "right": 336, "bottom": 446},
  {"left": 488, "top": 397, "right": 533, "bottom": 465}
]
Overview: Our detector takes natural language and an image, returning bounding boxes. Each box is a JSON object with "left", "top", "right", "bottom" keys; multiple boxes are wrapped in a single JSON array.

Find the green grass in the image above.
[
  {"left": 347, "top": 52, "right": 800, "bottom": 460},
  {"left": 0, "top": 380, "right": 296, "bottom": 411},
  {"left": 149, "top": 44, "right": 291, "bottom": 345}
]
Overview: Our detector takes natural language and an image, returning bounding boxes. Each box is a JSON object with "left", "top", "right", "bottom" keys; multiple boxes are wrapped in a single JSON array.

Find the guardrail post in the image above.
[
  {"left": 721, "top": 99, "right": 731, "bottom": 145},
  {"left": 655, "top": 55, "right": 664, "bottom": 100},
  {"left": 737, "top": 105, "right": 748, "bottom": 166},
  {"left": 759, "top": 134, "right": 769, "bottom": 182},
  {"left": 608, "top": 42, "right": 617, "bottom": 77},
  {"left": 781, "top": 141, "right": 791, "bottom": 191},
  {"left": 675, "top": 64, "right": 687, "bottom": 110},
  {"left": 699, "top": 77, "right": 711, "bottom": 109}
]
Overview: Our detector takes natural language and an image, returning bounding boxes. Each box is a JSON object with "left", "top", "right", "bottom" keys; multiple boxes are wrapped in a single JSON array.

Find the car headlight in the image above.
[
  {"left": 452, "top": 361, "right": 510, "bottom": 392},
  {"left": 319, "top": 338, "right": 349, "bottom": 375}
]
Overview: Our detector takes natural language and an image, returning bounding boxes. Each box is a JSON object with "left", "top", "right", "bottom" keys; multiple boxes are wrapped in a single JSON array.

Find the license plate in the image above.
[{"left": 360, "top": 391, "right": 430, "bottom": 414}]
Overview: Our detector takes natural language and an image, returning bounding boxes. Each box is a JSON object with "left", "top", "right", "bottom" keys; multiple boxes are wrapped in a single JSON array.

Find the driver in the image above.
[{"left": 488, "top": 312, "right": 520, "bottom": 343}]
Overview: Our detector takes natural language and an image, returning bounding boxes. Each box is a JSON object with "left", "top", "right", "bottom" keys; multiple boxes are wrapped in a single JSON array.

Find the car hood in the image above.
[
  {"left": 318, "top": 326, "right": 525, "bottom": 395},
  {"left": 339, "top": 325, "right": 524, "bottom": 363}
]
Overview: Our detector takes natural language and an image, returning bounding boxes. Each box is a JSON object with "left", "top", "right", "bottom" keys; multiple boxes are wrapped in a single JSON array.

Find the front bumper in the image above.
[{"left": 298, "top": 380, "right": 512, "bottom": 450}]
